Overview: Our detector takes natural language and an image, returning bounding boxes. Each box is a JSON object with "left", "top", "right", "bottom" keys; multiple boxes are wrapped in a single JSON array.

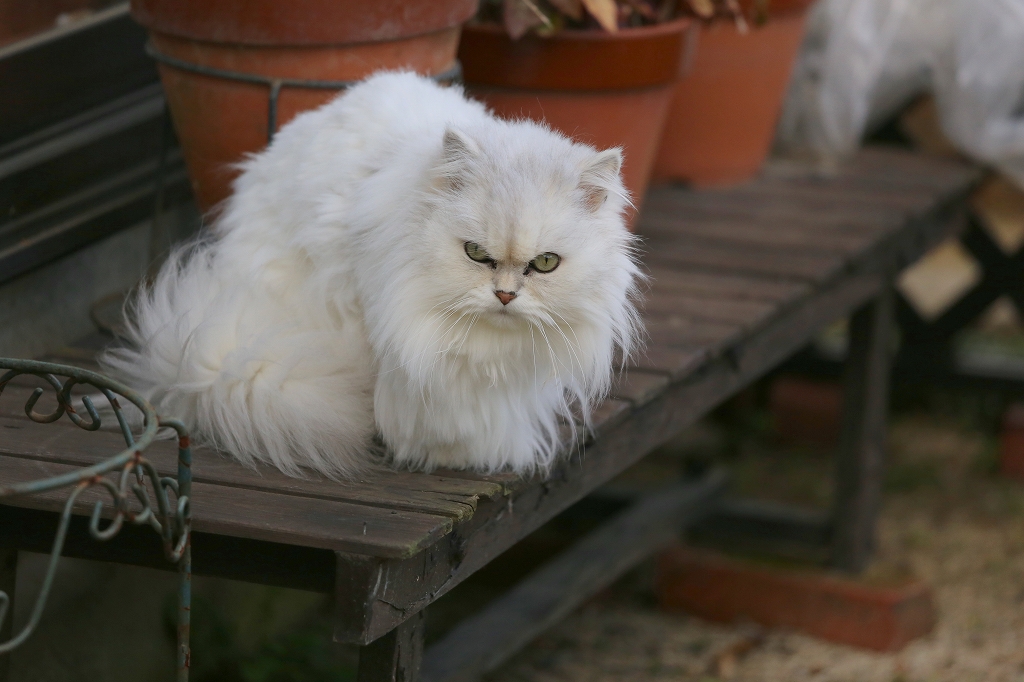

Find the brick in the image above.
[
  {"left": 655, "top": 546, "right": 935, "bottom": 652},
  {"left": 999, "top": 403, "right": 1024, "bottom": 482}
]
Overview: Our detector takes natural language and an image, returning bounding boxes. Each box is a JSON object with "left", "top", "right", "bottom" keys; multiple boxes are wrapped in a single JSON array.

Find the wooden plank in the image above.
[
  {"left": 0, "top": 502, "right": 339, "bottom": 593},
  {"left": 640, "top": 213, "right": 882, "bottom": 253},
  {"left": 357, "top": 611, "right": 425, "bottom": 682},
  {"left": 629, "top": 344, "right": 705, "bottom": 379},
  {"left": 644, "top": 265, "right": 812, "bottom": 304},
  {"left": 333, "top": 271, "right": 886, "bottom": 644},
  {"left": 649, "top": 174, "right": 951, "bottom": 214},
  {"left": 0, "top": 454, "right": 452, "bottom": 558},
  {"left": 812, "top": 147, "right": 980, "bottom": 189},
  {"left": 831, "top": 290, "right": 894, "bottom": 573},
  {"left": 420, "top": 471, "right": 727, "bottom": 682},
  {"left": 611, "top": 369, "right": 670, "bottom": 406},
  {"left": 643, "top": 290, "right": 779, "bottom": 327},
  {"left": 643, "top": 237, "right": 845, "bottom": 281},
  {"left": 0, "top": 416, "right": 504, "bottom": 522},
  {"left": 643, "top": 315, "right": 744, "bottom": 350},
  {"left": 642, "top": 195, "right": 898, "bottom": 231},
  {"left": 589, "top": 397, "right": 633, "bottom": 434}
]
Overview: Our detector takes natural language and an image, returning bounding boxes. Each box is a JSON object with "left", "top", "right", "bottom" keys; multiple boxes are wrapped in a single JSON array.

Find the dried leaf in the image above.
[
  {"left": 581, "top": 0, "right": 619, "bottom": 31},
  {"left": 503, "top": 0, "right": 549, "bottom": 39},
  {"left": 686, "top": 0, "right": 715, "bottom": 18},
  {"left": 548, "top": 0, "right": 585, "bottom": 21}
]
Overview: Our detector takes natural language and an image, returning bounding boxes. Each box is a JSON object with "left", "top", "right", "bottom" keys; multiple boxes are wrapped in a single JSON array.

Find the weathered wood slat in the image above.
[
  {"left": 628, "top": 344, "right": 706, "bottom": 378},
  {"left": 647, "top": 174, "right": 951, "bottom": 216},
  {"left": 643, "top": 291, "right": 778, "bottom": 326},
  {"left": 644, "top": 266, "right": 812, "bottom": 303},
  {"left": 0, "top": 416, "right": 503, "bottom": 521},
  {"left": 641, "top": 200, "right": 900, "bottom": 234},
  {"left": 645, "top": 238, "right": 844, "bottom": 281},
  {"left": 420, "top": 471, "right": 727, "bottom": 682},
  {"left": 643, "top": 316, "right": 744, "bottom": 352},
  {"left": 806, "top": 148, "right": 981, "bottom": 189},
  {"left": 611, "top": 369, "right": 670, "bottom": 406},
  {"left": 641, "top": 213, "right": 882, "bottom": 253},
  {"left": 0, "top": 454, "right": 453, "bottom": 557}
]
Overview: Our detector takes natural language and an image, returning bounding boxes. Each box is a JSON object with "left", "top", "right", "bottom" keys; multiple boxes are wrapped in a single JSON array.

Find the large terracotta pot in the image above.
[
  {"left": 459, "top": 20, "right": 695, "bottom": 229},
  {"left": 652, "top": 5, "right": 812, "bottom": 187},
  {"left": 131, "top": 0, "right": 477, "bottom": 212}
]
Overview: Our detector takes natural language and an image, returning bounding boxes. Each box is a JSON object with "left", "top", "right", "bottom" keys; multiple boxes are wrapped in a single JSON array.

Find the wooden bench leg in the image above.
[
  {"left": 357, "top": 611, "right": 425, "bottom": 682},
  {"left": 831, "top": 289, "right": 894, "bottom": 573},
  {"left": 0, "top": 546, "right": 16, "bottom": 682}
]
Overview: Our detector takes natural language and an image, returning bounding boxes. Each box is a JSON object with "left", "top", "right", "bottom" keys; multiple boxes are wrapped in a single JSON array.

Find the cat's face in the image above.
[{"left": 416, "top": 125, "right": 640, "bottom": 348}]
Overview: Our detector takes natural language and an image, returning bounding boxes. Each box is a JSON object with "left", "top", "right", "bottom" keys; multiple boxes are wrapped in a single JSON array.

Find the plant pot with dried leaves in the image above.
[
  {"left": 131, "top": 0, "right": 477, "bottom": 212},
  {"left": 652, "top": 0, "right": 816, "bottom": 187},
  {"left": 458, "top": 0, "right": 696, "bottom": 227}
]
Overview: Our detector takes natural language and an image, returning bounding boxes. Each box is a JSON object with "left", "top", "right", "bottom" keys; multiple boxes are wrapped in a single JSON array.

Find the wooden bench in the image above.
[{"left": 0, "top": 147, "right": 978, "bottom": 681}]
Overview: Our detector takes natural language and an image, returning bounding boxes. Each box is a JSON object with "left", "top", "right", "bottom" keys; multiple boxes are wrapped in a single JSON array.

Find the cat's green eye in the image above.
[
  {"left": 464, "top": 241, "right": 493, "bottom": 264},
  {"left": 529, "top": 252, "right": 561, "bottom": 273}
]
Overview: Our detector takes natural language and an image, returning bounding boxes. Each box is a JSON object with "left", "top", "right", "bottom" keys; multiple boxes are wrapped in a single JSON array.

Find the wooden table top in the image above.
[{"left": 0, "top": 147, "right": 979, "bottom": 643}]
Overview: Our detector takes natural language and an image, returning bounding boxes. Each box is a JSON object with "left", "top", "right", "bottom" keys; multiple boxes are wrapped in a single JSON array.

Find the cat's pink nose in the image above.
[{"left": 495, "top": 290, "right": 517, "bottom": 306}]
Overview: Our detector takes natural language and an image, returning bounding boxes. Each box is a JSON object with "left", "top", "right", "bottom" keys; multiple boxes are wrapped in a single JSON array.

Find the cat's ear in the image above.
[
  {"left": 578, "top": 148, "right": 623, "bottom": 211},
  {"left": 442, "top": 128, "right": 480, "bottom": 163},
  {"left": 435, "top": 128, "right": 480, "bottom": 192}
]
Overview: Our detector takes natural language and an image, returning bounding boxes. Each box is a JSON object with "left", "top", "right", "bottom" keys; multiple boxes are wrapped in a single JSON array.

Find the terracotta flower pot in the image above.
[
  {"left": 652, "top": 5, "right": 812, "bottom": 187},
  {"left": 131, "top": 0, "right": 477, "bottom": 212},
  {"left": 458, "top": 20, "right": 695, "bottom": 229}
]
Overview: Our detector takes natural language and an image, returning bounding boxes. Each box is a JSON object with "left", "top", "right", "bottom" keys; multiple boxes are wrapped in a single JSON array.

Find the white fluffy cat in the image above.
[{"left": 103, "top": 72, "right": 642, "bottom": 477}]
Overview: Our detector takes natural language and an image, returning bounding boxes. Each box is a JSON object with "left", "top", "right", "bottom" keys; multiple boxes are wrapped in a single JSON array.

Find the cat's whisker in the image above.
[
  {"left": 547, "top": 311, "right": 588, "bottom": 387},
  {"left": 379, "top": 296, "right": 469, "bottom": 376},
  {"left": 449, "top": 315, "right": 480, "bottom": 382},
  {"left": 529, "top": 323, "right": 539, "bottom": 384},
  {"left": 547, "top": 310, "right": 596, "bottom": 416},
  {"left": 535, "top": 314, "right": 583, "bottom": 389}
]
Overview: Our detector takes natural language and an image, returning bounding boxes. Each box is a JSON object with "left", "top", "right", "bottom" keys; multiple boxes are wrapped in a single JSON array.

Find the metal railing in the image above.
[{"left": 0, "top": 359, "right": 192, "bottom": 682}]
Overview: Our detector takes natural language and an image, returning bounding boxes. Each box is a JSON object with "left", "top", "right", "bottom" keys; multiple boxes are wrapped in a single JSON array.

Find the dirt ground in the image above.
[{"left": 487, "top": 410, "right": 1024, "bottom": 682}]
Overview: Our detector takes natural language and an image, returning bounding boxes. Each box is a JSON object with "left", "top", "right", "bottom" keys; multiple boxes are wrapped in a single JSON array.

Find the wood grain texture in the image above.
[
  {"left": 643, "top": 266, "right": 811, "bottom": 303},
  {"left": 0, "top": 454, "right": 453, "bottom": 558},
  {"left": 0, "top": 416, "right": 503, "bottom": 521},
  {"left": 611, "top": 370, "right": 670, "bottom": 406}
]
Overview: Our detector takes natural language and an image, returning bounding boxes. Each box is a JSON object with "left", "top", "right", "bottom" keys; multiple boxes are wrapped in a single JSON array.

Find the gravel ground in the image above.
[{"left": 488, "top": 413, "right": 1024, "bottom": 682}]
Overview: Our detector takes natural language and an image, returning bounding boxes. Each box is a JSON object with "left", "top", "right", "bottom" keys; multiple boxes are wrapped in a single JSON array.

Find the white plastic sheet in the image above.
[{"left": 776, "top": 0, "right": 1024, "bottom": 187}]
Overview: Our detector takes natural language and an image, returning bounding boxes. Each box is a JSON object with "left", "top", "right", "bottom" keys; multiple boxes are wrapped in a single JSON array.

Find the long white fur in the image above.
[{"left": 103, "top": 72, "right": 643, "bottom": 477}]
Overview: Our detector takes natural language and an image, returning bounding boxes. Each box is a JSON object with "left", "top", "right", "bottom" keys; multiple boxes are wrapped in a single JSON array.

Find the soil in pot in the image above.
[
  {"left": 132, "top": 0, "right": 476, "bottom": 212},
  {"left": 459, "top": 19, "right": 695, "bottom": 229},
  {"left": 652, "top": 8, "right": 810, "bottom": 187}
]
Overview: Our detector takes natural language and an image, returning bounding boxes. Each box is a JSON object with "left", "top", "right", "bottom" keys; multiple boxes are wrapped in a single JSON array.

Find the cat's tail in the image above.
[{"left": 100, "top": 242, "right": 376, "bottom": 478}]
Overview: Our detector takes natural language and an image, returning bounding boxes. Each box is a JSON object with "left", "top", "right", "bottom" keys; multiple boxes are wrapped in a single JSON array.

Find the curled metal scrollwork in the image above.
[{"left": 0, "top": 358, "right": 192, "bottom": 682}]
